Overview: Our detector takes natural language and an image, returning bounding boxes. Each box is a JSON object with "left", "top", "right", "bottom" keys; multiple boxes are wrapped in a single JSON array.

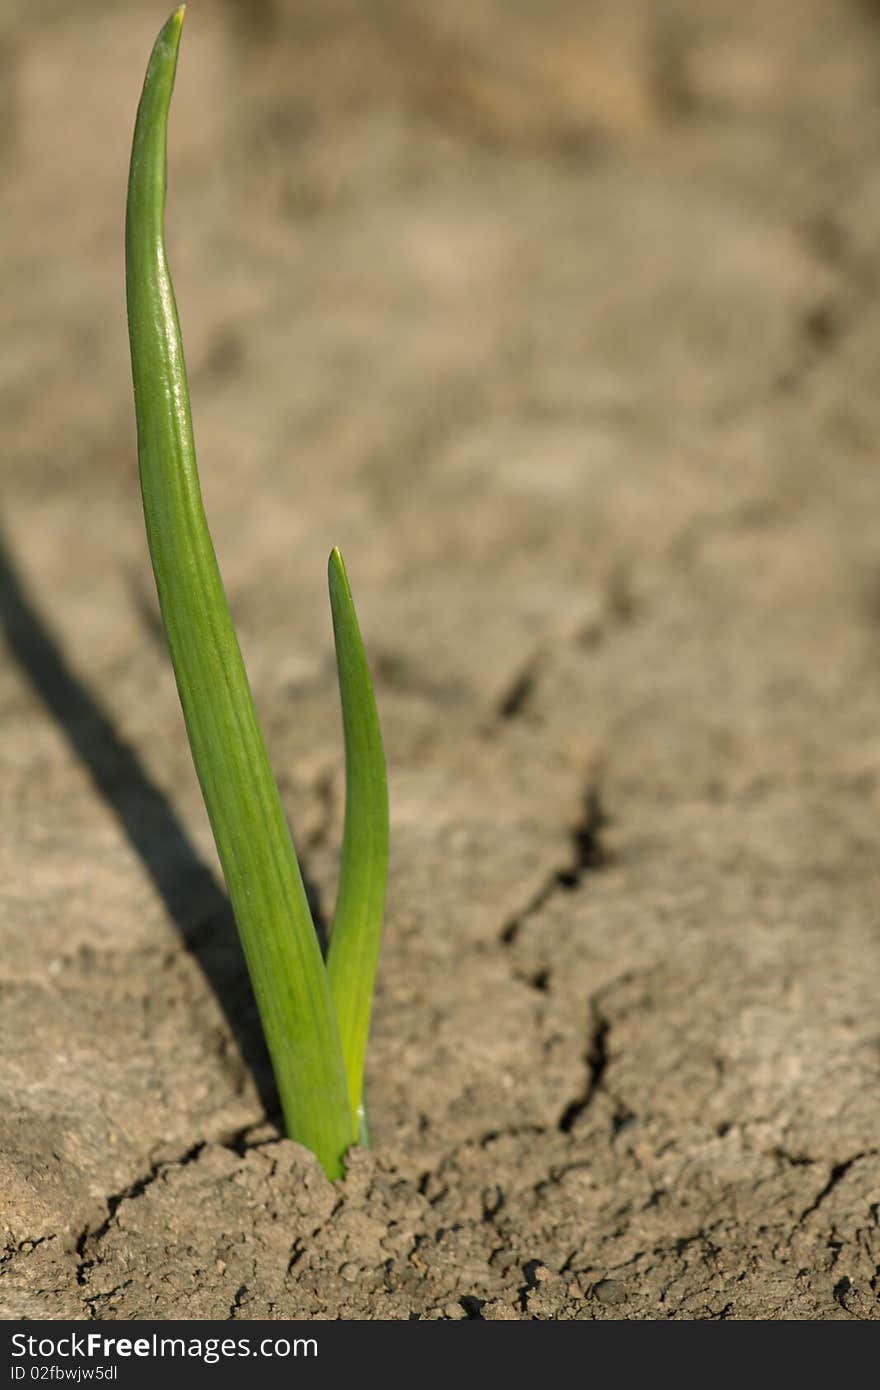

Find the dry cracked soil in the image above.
[{"left": 2, "top": 0, "right": 880, "bottom": 1321}]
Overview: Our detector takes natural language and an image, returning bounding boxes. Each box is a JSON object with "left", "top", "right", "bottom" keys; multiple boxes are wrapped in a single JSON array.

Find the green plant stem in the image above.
[{"left": 125, "top": 7, "right": 353, "bottom": 1179}]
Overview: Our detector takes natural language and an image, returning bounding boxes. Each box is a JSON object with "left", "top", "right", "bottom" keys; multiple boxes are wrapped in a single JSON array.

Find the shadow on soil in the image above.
[{"left": 0, "top": 530, "right": 280, "bottom": 1122}]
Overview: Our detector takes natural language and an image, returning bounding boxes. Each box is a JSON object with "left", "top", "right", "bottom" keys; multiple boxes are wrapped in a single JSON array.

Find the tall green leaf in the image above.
[{"left": 125, "top": 8, "right": 353, "bottom": 1178}]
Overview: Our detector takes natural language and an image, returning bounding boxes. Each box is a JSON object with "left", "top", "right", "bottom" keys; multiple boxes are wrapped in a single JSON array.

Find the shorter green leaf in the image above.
[{"left": 326, "top": 549, "right": 389, "bottom": 1132}]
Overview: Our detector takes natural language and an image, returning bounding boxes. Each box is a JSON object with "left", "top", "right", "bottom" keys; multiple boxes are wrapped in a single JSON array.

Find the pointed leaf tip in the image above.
[
  {"left": 158, "top": 5, "right": 185, "bottom": 58},
  {"left": 163, "top": 6, "right": 185, "bottom": 45},
  {"left": 328, "top": 546, "right": 350, "bottom": 593}
]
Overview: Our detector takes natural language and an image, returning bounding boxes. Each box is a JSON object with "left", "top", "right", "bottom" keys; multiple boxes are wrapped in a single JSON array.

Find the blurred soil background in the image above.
[{"left": 2, "top": 0, "right": 880, "bottom": 1318}]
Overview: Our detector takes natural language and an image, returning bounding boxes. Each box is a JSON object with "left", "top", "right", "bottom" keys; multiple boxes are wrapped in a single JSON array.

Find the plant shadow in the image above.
[{"left": 0, "top": 529, "right": 282, "bottom": 1126}]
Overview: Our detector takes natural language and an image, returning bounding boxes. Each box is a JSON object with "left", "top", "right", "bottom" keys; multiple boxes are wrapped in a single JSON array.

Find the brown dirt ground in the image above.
[{"left": 2, "top": 0, "right": 880, "bottom": 1320}]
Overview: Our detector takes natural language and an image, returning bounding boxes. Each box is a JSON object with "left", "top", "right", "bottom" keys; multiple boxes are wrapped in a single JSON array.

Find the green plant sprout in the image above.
[{"left": 125, "top": 8, "right": 388, "bottom": 1180}]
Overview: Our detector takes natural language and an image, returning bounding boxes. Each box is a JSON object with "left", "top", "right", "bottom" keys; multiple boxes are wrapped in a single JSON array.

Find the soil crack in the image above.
[
  {"left": 75, "top": 1140, "right": 208, "bottom": 1288},
  {"left": 500, "top": 783, "right": 608, "bottom": 945},
  {"left": 74, "top": 1125, "right": 279, "bottom": 1293},
  {"left": 229, "top": 1283, "right": 249, "bottom": 1318},
  {"left": 558, "top": 1005, "right": 609, "bottom": 1133},
  {"left": 796, "top": 1150, "right": 879, "bottom": 1227},
  {"left": 495, "top": 657, "right": 540, "bottom": 722}
]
